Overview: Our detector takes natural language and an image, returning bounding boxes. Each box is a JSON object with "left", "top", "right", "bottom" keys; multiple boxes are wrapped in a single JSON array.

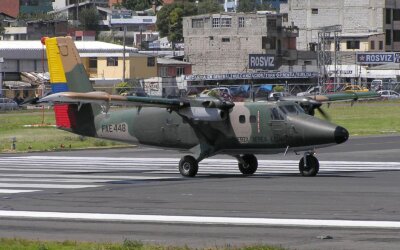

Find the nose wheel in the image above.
[
  {"left": 299, "top": 153, "right": 319, "bottom": 177},
  {"left": 237, "top": 154, "right": 258, "bottom": 175},
  {"left": 179, "top": 155, "right": 199, "bottom": 177}
]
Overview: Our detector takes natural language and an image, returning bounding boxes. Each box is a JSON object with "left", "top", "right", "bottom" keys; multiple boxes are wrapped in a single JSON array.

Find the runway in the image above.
[{"left": 1, "top": 135, "right": 400, "bottom": 249}]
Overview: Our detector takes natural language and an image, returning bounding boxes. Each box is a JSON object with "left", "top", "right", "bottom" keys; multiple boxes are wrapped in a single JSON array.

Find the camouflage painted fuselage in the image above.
[{"left": 90, "top": 101, "right": 345, "bottom": 156}]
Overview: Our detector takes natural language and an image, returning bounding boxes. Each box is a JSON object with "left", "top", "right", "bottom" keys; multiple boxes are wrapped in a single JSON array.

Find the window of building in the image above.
[
  {"left": 282, "top": 13, "right": 288, "bottom": 22},
  {"left": 394, "top": 9, "right": 400, "bottom": 21},
  {"left": 312, "top": 8, "right": 318, "bottom": 14},
  {"left": 222, "top": 37, "right": 230, "bottom": 42},
  {"left": 394, "top": 30, "right": 400, "bottom": 42},
  {"left": 209, "top": 36, "right": 214, "bottom": 40},
  {"left": 386, "top": 30, "right": 392, "bottom": 45},
  {"left": 249, "top": 115, "right": 257, "bottom": 123},
  {"left": 20, "top": 0, "right": 38, "bottom": 6},
  {"left": 192, "top": 18, "right": 204, "bottom": 28},
  {"left": 89, "top": 57, "right": 97, "bottom": 69},
  {"left": 239, "top": 17, "right": 245, "bottom": 27},
  {"left": 221, "top": 18, "right": 232, "bottom": 27},
  {"left": 239, "top": 115, "right": 246, "bottom": 123},
  {"left": 147, "top": 57, "right": 155, "bottom": 67},
  {"left": 159, "top": 67, "right": 168, "bottom": 77},
  {"left": 176, "top": 67, "right": 185, "bottom": 76},
  {"left": 370, "top": 41, "right": 375, "bottom": 50},
  {"left": 106, "top": 57, "right": 118, "bottom": 66},
  {"left": 346, "top": 40, "right": 360, "bottom": 50},
  {"left": 262, "top": 36, "right": 276, "bottom": 50},
  {"left": 386, "top": 8, "right": 392, "bottom": 24},
  {"left": 212, "top": 18, "right": 220, "bottom": 28},
  {"left": 379, "top": 41, "right": 384, "bottom": 50},
  {"left": 267, "top": 18, "right": 277, "bottom": 29}
]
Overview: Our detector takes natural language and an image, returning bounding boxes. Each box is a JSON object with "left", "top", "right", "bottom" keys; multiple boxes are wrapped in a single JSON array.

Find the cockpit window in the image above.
[
  {"left": 271, "top": 108, "right": 285, "bottom": 120},
  {"left": 279, "top": 104, "right": 304, "bottom": 115}
]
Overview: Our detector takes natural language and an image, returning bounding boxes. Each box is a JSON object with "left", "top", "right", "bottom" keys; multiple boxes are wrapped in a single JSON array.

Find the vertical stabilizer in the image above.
[
  {"left": 45, "top": 36, "right": 93, "bottom": 93},
  {"left": 44, "top": 36, "right": 97, "bottom": 136}
]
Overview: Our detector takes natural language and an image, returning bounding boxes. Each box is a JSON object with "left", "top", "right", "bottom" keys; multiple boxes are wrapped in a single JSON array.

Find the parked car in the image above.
[
  {"left": 341, "top": 84, "right": 369, "bottom": 92},
  {"left": 0, "top": 98, "right": 19, "bottom": 111},
  {"left": 377, "top": 90, "right": 400, "bottom": 99},
  {"left": 297, "top": 86, "right": 322, "bottom": 96}
]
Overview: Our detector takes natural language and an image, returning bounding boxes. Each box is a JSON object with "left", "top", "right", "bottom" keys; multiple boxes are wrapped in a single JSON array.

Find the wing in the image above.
[
  {"left": 39, "top": 91, "right": 235, "bottom": 120},
  {"left": 39, "top": 91, "right": 189, "bottom": 108},
  {"left": 308, "top": 91, "right": 381, "bottom": 102}
]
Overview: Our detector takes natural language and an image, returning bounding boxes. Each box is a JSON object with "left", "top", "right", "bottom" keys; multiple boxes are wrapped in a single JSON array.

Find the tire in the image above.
[
  {"left": 299, "top": 155, "right": 319, "bottom": 177},
  {"left": 238, "top": 154, "right": 258, "bottom": 175},
  {"left": 179, "top": 155, "right": 198, "bottom": 177}
]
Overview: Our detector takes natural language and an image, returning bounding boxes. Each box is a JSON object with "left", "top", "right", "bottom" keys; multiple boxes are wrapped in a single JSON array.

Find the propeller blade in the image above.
[{"left": 317, "top": 107, "right": 330, "bottom": 120}]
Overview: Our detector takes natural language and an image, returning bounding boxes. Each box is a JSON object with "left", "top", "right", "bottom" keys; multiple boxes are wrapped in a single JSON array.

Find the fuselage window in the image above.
[
  {"left": 239, "top": 115, "right": 246, "bottom": 123},
  {"left": 250, "top": 115, "right": 257, "bottom": 123},
  {"left": 271, "top": 108, "right": 284, "bottom": 120}
]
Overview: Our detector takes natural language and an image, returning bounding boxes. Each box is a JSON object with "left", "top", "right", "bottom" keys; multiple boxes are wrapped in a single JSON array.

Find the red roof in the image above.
[
  {"left": 0, "top": 0, "right": 19, "bottom": 18},
  {"left": 163, "top": 0, "right": 175, "bottom": 4}
]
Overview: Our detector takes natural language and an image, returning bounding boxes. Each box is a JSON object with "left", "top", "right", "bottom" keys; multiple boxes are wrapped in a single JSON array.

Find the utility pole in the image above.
[{"left": 122, "top": 25, "right": 127, "bottom": 83}]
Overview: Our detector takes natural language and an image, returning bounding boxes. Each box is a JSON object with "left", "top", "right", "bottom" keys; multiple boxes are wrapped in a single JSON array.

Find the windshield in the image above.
[{"left": 278, "top": 104, "right": 305, "bottom": 115}]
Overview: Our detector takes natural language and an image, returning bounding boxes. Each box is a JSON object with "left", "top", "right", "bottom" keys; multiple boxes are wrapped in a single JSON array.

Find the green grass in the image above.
[
  {"left": 0, "top": 238, "right": 285, "bottom": 250},
  {"left": 0, "top": 110, "right": 128, "bottom": 153},
  {"left": 316, "top": 99, "right": 400, "bottom": 136}
]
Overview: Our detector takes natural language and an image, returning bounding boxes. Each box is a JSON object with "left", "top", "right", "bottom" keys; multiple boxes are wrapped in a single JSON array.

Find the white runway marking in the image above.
[
  {"left": 0, "top": 210, "right": 399, "bottom": 229},
  {"left": 0, "top": 189, "right": 39, "bottom": 194},
  {"left": 0, "top": 156, "right": 399, "bottom": 194}
]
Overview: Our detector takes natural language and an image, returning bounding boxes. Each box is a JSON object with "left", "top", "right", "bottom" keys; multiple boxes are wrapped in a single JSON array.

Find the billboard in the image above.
[
  {"left": 248, "top": 54, "right": 277, "bottom": 69},
  {"left": 356, "top": 52, "right": 400, "bottom": 64}
]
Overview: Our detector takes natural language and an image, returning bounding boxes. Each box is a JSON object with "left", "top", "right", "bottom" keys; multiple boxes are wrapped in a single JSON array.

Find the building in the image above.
[
  {"left": 0, "top": 0, "right": 19, "bottom": 18},
  {"left": 280, "top": 0, "right": 400, "bottom": 52},
  {"left": 157, "top": 58, "right": 192, "bottom": 78},
  {"left": 1, "top": 20, "right": 68, "bottom": 41},
  {"left": 0, "top": 40, "right": 158, "bottom": 95},
  {"left": 183, "top": 12, "right": 299, "bottom": 75},
  {"left": 20, "top": 0, "right": 53, "bottom": 15}
]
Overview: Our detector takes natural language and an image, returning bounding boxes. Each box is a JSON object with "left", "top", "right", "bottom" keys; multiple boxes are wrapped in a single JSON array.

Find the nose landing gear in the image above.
[{"left": 299, "top": 152, "right": 319, "bottom": 177}]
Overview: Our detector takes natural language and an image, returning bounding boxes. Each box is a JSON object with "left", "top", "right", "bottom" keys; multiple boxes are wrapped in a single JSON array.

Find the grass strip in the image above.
[{"left": 0, "top": 238, "right": 285, "bottom": 250}]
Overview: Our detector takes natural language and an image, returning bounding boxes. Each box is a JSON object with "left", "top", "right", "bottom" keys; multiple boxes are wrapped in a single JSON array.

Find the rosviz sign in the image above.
[
  {"left": 356, "top": 52, "right": 400, "bottom": 64},
  {"left": 248, "top": 54, "right": 277, "bottom": 69}
]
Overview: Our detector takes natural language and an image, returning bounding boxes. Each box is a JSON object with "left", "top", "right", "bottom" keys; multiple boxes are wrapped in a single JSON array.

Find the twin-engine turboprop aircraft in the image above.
[{"left": 39, "top": 36, "right": 351, "bottom": 177}]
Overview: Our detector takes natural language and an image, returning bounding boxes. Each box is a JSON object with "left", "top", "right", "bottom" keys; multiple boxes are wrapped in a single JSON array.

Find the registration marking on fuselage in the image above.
[{"left": 0, "top": 210, "right": 399, "bottom": 229}]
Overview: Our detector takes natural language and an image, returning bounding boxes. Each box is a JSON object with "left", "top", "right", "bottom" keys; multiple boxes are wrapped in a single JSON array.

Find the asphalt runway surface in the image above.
[{"left": 1, "top": 135, "right": 400, "bottom": 249}]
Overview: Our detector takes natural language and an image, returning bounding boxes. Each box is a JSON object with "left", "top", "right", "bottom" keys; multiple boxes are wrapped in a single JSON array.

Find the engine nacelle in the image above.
[{"left": 179, "top": 107, "right": 228, "bottom": 121}]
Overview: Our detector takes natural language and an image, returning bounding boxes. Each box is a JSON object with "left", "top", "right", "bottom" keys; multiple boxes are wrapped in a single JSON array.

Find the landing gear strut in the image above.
[
  {"left": 237, "top": 154, "right": 258, "bottom": 175},
  {"left": 179, "top": 155, "right": 199, "bottom": 177},
  {"left": 299, "top": 153, "right": 319, "bottom": 177}
]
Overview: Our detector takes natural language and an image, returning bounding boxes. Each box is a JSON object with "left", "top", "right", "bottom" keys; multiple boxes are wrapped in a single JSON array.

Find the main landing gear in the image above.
[
  {"left": 299, "top": 152, "right": 319, "bottom": 177},
  {"left": 178, "top": 154, "right": 259, "bottom": 177},
  {"left": 178, "top": 153, "right": 320, "bottom": 177},
  {"left": 236, "top": 154, "right": 258, "bottom": 175}
]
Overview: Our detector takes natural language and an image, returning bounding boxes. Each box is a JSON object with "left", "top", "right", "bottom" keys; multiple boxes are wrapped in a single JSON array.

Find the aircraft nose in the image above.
[{"left": 334, "top": 126, "right": 349, "bottom": 144}]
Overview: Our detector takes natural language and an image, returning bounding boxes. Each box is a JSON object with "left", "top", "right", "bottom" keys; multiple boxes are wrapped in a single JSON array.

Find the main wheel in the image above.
[
  {"left": 179, "top": 155, "right": 199, "bottom": 177},
  {"left": 238, "top": 154, "right": 258, "bottom": 175},
  {"left": 299, "top": 154, "right": 319, "bottom": 177}
]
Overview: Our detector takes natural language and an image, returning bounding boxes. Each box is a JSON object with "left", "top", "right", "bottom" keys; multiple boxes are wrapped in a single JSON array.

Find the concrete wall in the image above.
[
  {"left": 281, "top": 0, "right": 386, "bottom": 50},
  {"left": 183, "top": 13, "right": 298, "bottom": 75}
]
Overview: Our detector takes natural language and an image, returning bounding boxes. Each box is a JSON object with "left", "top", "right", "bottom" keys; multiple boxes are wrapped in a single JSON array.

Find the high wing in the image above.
[
  {"left": 39, "top": 91, "right": 235, "bottom": 119},
  {"left": 279, "top": 91, "right": 381, "bottom": 118},
  {"left": 39, "top": 91, "right": 189, "bottom": 108}
]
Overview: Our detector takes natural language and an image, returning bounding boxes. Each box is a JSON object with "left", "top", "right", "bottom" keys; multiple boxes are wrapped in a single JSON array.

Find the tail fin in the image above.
[
  {"left": 45, "top": 36, "right": 98, "bottom": 136},
  {"left": 45, "top": 36, "right": 93, "bottom": 93}
]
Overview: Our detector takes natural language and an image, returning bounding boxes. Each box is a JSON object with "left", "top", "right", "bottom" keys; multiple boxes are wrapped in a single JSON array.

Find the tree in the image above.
[
  {"left": 156, "top": 2, "right": 197, "bottom": 43},
  {"left": 123, "top": 0, "right": 164, "bottom": 11},
  {"left": 78, "top": 7, "right": 100, "bottom": 31},
  {"left": 197, "top": 0, "right": 223, "bottom": 14},
  {"left": 237, "top": 0, "right": 272, "bottom": 12}
]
